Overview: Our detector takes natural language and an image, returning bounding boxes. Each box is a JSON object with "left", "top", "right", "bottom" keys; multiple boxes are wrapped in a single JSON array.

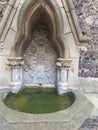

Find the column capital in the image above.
[
  {"left": 56, "top": 58, "right": 72, "bottom": 69},
  {"left": 7, "top": 57, "right": 24, "bottom": 67}
]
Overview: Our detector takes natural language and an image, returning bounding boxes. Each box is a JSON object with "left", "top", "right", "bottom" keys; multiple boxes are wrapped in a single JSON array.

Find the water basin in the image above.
[{"left": 4, "top": 87, "right": 75, "bottom": 114}]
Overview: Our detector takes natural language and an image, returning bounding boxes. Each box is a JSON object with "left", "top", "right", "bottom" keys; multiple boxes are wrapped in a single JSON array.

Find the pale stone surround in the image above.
[{"left": 0, "top": 0, "right": 97, "bottom": 129}]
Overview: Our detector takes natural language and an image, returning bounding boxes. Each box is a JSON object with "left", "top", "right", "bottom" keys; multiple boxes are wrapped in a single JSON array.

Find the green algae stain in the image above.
[{"left": 4, "top": 87, "right": 75, "bottom": 114}]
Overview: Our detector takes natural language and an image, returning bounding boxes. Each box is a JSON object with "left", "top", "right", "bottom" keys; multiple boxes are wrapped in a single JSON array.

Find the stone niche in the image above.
[
  {"left": 23, "top": 29, "right": 57, "bottom": 87},
  {"left": 6, "top": 0, "right": 81, "bottom": 94},
  {"left": 19, "top": 5, "right": 61, "bottom": 89},
  {"left": 10, "top": 0, "right": 75, "bottom": 94}
]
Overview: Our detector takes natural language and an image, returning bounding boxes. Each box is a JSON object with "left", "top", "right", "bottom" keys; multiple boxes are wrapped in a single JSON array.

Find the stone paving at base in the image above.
[{"left": 79, "top": 117, "right": 98, "bottom": 130}]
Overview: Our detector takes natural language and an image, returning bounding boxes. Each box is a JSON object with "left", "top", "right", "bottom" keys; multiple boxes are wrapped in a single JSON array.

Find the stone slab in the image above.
[
  {"left": 79, "top": 77, "right": 98, "bottom": 93},
  {"left": 56, "top": 0, "right": 63, "bottom": 8},
  {"left": 8, "top": 0, "right": 20, "bottom": 9},
  {"left": 62, "top": 0, "right": 69, "bottom": 12},
  {"left": 61, "top": 8, "right": 71, "bottom": 34},
  {"left": 11, "top": 3, "right": 23, "bottom": 32},
  {"left": 1, "top": 29, "right": 17, "bottom": 55},
  {"left": 0, "top": 5, "right": 16, "bottom": 42},
  {"left": 0, "top": 56, "right": 10, "bottom": 86},
  {"left": 74, "top": 101, "right": 94, "bottom": 129}
]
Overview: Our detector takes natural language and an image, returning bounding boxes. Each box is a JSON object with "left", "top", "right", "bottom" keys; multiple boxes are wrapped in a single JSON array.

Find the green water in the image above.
[{"left": 4, "top": 87, "right": 75, "bottom": 114}]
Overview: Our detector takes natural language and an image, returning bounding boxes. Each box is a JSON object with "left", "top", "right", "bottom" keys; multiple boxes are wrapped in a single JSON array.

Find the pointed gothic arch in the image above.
[{"left": 14, "top": 0, "right": 70, "bottom": 58}]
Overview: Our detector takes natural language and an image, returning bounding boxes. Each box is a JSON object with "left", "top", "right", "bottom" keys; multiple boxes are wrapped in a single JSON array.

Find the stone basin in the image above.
[
  {"left": 3, "top": 87, "right": 75, "bottom": 114},
  {"left": 0, "top": 90, "right": 94, "bottom": 130}
]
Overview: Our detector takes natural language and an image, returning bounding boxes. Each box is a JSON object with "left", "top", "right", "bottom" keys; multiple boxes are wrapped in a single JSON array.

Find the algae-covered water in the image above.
[{"left": 4, "top": 87, "right": 75, "bottom": 114}]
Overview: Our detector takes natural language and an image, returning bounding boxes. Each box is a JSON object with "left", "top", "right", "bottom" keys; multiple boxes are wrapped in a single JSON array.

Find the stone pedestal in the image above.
[
  {"left": 56, "top": 58, "right": 72, "bottom": 95},
  {"left": 7, "top": 57, "right": 24, "bottom": 93}
]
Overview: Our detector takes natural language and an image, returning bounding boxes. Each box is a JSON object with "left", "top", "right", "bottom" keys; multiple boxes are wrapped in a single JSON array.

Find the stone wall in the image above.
[
  {"left": 79, "top": 117, "right": 98, "bottom": 130},
  {"left": 73, "top": 0, "right": 98, "bottom": 77},
  {"left": 74, "top": 1, "right": 98, "bottom": 128}
]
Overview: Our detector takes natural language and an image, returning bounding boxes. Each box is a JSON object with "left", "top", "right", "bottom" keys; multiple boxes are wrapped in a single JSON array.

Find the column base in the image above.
[
  {"left": 10, "top": 82, "right": 22, "bottom": 93},
  {"left": 57, "top": 82, "right": 69, "bottom": 95}
]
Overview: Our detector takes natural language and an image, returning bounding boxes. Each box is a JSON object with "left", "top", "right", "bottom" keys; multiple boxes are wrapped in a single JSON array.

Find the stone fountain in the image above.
[
  {"left": 6, "top": 30, "right": 74, "bottom": 95},
  {"left": 0, "top": 0, "right": 95, "bottom": 129}
]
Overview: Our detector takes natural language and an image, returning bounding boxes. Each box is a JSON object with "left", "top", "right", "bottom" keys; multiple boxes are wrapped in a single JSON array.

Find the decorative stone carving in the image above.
[
  {"left": 7, "top": 57, "right": 24, "bottom": 67},
  {"left": 0, "top": 0, "right": 9, "bottom": 22},
  {"left": 23, "top": 30, "right": 57, "bottom": 87},
  {"left": 56, "top": 58, "right": 72, "bottom": 70}
]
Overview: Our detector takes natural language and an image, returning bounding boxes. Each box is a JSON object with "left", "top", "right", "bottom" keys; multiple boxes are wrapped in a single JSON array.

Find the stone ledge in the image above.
[
  {"left": 2, "top": 122, "right": 76, "bottom": 130},
  {"left": 79, "top": 77, "right": 98, "bottom": 93}
]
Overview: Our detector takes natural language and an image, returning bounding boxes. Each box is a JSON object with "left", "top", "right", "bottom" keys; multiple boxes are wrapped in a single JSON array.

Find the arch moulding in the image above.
[{"left": 15, "top": 0, "right": 67, "bottom": 58}]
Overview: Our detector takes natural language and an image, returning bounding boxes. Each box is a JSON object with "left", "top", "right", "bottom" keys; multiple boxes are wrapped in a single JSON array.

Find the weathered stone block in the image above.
[
  {"left": 56, "top": 0, "right": 63, "bottom": 8},
  {"left": 9, "top": 0, "right": 20, "bottom": 8},
  {"left": 61, "top": 8, "right": 71, "bottom": 34},
  {"left": 11, "top": 4, "right": 22, "bottom": 32},
  {"left": 2, "top": 29, "right": 17, "bottom": 55},
  {"left": 62, "top": 0, "right": 69, "bottom": 12},
  {"left": 0, "top": 5, "right": 16, "bottom": 42}
]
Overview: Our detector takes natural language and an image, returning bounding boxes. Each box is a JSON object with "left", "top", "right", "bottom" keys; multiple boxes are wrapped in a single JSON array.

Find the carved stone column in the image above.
[
  {"left": 7, "top": 57, "right": 24, "bottom": 93},
  {"left": 56, "top": 58, "right": 72, "bottom": 95}
]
